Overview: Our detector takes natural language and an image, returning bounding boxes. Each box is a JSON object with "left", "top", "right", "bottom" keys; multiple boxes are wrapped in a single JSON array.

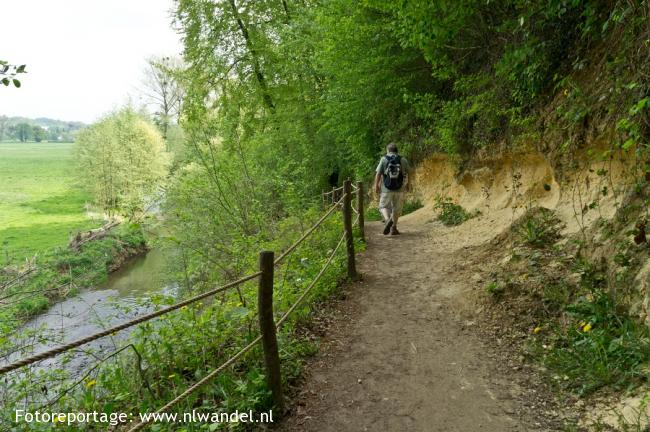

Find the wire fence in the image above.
[{"left": 2, "top": 179, "right": 367, "bottom": 431}]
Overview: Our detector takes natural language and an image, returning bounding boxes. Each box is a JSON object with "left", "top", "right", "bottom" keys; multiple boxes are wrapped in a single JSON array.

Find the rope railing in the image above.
[
  {"left": 322, "top": 185, "right": 344, "bottom": 195},
  {"left": 4, "top": 179, "right": 366, "bottom": 431},
  {"left": 274, "top": 192, "right": 345, "bottom": 265},
  {"left": 0, "top": 193, "right": 353, "bottom": 376},
  {"left": 128, "top": 231, "right": 349, "bottom": 432},
  {"left": 131, "top": 181, "right": 363, "bottom": 428},
  {"left": 276, "top": 232, "right": 346, "bottom": 328},
  {"left": 323, "top": 182, "right": 363, "bottom": 212},
  {"left": 0, "top": 272, "right": 262, "bottom": 375},
  {"left": 127, "top": 333, "right": 264, "bottom": 432}
]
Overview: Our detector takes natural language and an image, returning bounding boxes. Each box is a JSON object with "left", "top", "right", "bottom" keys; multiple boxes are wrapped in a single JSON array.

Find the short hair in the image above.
[{"left": 386, "top": 143, "right": 398, "bottom": 153}]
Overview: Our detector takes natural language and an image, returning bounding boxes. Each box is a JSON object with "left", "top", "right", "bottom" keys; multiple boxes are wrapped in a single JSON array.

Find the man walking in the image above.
[{"left": 374, "top": 143, "right": 412, "bottom": 235}]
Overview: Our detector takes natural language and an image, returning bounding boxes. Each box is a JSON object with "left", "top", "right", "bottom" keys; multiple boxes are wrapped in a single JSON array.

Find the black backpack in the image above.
[{"left": 383, "top": 154, "right": 404, "bottom": 190}]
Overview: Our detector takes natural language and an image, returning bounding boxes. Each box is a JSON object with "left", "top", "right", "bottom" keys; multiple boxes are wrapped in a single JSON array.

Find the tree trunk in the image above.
[{"left": 228, "top": 0, "right": 276, "bottom": 113}]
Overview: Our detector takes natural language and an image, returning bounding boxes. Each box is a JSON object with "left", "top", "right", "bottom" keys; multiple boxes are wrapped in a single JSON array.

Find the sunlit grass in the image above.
[{"left": 0, "top": 142, "right": 100, "bottom": 262}]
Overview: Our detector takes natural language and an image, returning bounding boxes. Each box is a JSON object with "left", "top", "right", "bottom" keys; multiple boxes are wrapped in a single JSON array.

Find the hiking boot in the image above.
[
  {"left": 383, "top": 218, "right": 393, "bottom": 235},
  {"left": 390, "top": 226, "right": 400, "bottom": 235}
]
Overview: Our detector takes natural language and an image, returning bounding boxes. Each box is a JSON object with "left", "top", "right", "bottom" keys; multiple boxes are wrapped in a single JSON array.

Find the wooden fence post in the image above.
[
  {"left": 331, "top": 186, "right": 336, "bottom": 204},
  {"left": 342, "top": 180, "right": 358, "bottom": 280},
  {"left": 258, "top": 251, "right": 284, "bottom": 412},
  {"left": 356, "top": 181, "right": 365, "bottom": 242}
]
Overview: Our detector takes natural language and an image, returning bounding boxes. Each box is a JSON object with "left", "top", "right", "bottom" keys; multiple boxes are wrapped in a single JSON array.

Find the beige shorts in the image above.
[{"left": 379, "top": 190, "right": 404, "bottom": 217}]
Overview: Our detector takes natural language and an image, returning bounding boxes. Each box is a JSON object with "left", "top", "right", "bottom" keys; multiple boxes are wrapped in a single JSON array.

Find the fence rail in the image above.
[
  {"left": 0, "top": 272, "right": 262, "bottom": 374},
  {"left": 3, "top": 179, "right": 367, "bottom": 431}
]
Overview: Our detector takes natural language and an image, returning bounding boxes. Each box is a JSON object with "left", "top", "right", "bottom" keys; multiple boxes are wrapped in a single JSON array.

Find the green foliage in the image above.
[
  {"left": 0, "top": 116, "right": 84, "bottom": 143},
  {"left": 365, "top": 207, "right": 383, "bottom": 222},
  {"left": 0, "top": 61, "right": 26, "bottom": 88},
  {"left": 0, "top": 223, "right": 147, "bottom": 331},
  {"left": 514, "top": 207, "right": 563, "bottom": 247},
  {"left": 1, "top": 211, "right": 348, "bottom": 431},
  {"left": 74, "top": 107, "right": 170, "bottom": 218},
  {"left": 541, "top": 281, "right": 572, "bottom": 312},
  {"left": 434, "top": 196, "right": 477, "bottom": 226},
  {"left": 6, "top": 0, "right": 645, "bottom": 426},
  {"left": 141, "top": 56, "right": 185, "bottom": 142},
  {"left": 403, "top": 198, "right": 424, "bottom": 215},
  {"left": 537, "top": 287, "right": 650, "bottom": 396},
  {"left": 485, "top": 281, "right": 505, "bottom": 298}
]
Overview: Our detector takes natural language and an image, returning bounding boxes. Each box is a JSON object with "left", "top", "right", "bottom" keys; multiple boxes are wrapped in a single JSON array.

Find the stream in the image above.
[{"left": 4, "top": 248, "right": 177, "bottom": 379}]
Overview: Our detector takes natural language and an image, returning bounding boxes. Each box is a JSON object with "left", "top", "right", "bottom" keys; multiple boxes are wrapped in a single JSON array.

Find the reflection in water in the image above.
[{"left": 97, "top": 248, "right": 168, "bottom": 296}]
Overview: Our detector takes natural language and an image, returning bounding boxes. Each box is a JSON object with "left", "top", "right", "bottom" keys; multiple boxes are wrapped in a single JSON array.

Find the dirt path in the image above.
[{"left": 280, "top": 210, "right": 560, "bottom": 431}]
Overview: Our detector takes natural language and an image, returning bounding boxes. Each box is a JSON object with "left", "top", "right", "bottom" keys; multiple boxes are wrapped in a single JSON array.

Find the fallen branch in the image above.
[{"left": 68, "top": 221, "right": 120, "bottom": 251}]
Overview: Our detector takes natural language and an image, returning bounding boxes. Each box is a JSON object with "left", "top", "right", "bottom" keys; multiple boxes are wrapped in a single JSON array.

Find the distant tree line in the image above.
[{"left": 0, "top": 115, "right": 84, "bottom": 142}]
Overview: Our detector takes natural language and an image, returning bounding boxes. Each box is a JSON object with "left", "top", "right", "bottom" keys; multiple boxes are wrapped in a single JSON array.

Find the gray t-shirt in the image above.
[{"left": 376, "top": 152, "right": 411, "bottom": 192}]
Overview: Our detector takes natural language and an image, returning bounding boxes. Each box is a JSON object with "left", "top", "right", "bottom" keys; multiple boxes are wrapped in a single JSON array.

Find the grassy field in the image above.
[{"left": 0, "top": 142, "right": 100, "bottom": 263}]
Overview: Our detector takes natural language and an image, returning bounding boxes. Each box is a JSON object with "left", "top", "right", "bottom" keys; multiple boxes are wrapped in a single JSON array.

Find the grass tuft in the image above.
[
  {"left": 514, "top": 207, "right": 563, "bottom": 247},
  {"left": 434, "top": 196, "right": 479, "bottom": 226}
]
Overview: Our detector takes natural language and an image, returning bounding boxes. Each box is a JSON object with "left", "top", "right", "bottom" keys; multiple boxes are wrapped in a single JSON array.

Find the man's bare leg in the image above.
[
  {"left": 391, "top": 193, "right": 404, "bottom": 234},
  {"left": 381, "top": 204, "right": 394, "bottom": 235},
  {"left": 380, "top": 208, "right": 391, "bottom": 222}
]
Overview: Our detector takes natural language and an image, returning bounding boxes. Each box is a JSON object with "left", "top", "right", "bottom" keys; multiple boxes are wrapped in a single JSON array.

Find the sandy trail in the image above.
[{"left": 280, "top": 209, "right": 554, "bottom": 431}]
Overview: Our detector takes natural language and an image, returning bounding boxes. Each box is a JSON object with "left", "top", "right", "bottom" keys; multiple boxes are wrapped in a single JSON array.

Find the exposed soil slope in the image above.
[{"left": 278, "top": 150, "right": 650, "bottom": 431}]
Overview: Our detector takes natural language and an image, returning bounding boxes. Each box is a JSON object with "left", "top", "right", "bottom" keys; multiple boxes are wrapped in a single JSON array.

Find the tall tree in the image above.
[
  {"left": 74, "top": 107, "right": 170, "bottom": 218},
  {"left": 140, "top": 56, "right": 185, "bottom": 141},
  {"left": 32, "top": 125, "right": 45, "bottom": 142},
  {"left": 0, "top": 115, "right": 8, "bottom": 141},
  {"left": 15, "top": 123, "right": 31, "bottom": 142}
]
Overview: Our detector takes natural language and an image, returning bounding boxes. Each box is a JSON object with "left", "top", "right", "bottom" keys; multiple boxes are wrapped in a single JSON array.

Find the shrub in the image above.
[
  {"left": 402, "top": 198, "right": 424, "bottom": 215},
  {"left": 434, "top": 196, "right": 477, "bottom": 226},
  {"left": 514, "top": 207, "right": 562, "bottom": 247},
  {"left": 538, "top": 288, "right": 650, "bottom": 395}
]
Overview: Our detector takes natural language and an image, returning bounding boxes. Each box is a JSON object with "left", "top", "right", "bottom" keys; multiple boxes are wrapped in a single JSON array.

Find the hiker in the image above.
[{"left": 374, "top": 143, "right": 412, "bottom": 235}]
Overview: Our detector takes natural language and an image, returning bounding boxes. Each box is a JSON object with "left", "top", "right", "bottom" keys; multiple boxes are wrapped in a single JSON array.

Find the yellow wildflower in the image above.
[
  {"left": 85, "top": 380, "right": 97, "bottom": 389},
  {"left": 582, "top": 323, "right": 592, "bottom": 332},
  {"left": 533, "top": 326, "right": 542, "bottom": 334}
]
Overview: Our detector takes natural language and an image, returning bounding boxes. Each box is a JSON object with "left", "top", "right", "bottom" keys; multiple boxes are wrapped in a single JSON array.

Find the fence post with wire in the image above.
[
  {"left": 356, "top": 180, "right": 365, "bottom": 242},
  {"left": 258, "top": 250, "right": 284, "bottom": 412},
  {"left": 0, "top": 189, "right": 364, "bottom": 432},
  {"left": 342, "top": 179, "right": 358, "bottom": 280}
]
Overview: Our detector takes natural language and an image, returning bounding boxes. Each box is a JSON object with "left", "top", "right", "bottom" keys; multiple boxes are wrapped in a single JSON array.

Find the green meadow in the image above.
[{"left": 0, "top": 142, "right": 100, "bottom": 263}]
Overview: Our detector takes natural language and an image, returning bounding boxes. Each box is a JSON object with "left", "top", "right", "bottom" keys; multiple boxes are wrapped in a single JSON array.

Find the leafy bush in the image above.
[
  {"left": 537, "top": 288, "right": 650, "bottom": 395},
  {"left": 403, "top": 198, "right": 424, "bottom": 215},
  {"left": 434, "top": 196, "right": 478, "bottom": 226},
  {"left": 514, "top": 207, "right": 562, "bottom": 247},
  {"left": 1, "top": 210, "right": 351, "bottom": 432}
]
